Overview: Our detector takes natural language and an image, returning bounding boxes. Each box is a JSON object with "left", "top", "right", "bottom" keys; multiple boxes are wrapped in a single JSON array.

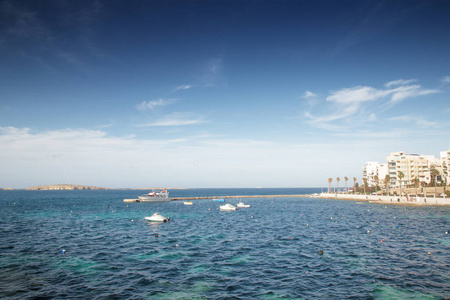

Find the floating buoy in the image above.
[
  {"left": 174, "top": 244, "right": 179, "bottom": 247},
  {"left": 61, "top": 249, "right": 65, "bottom": 255},
  {"left": 380, "top": 240, "right": 383, "bottom": 243},
  {"left": 212, "top": 217, "right": 213, "bottom": 220},
  {"left": 154, "top": 234, "right": 158, "bottom": 237},
  {"left": 446, "top": 231, "right": 448, "bottom": 235},
  {"left": 331, "top": 217, "right": 333, "bottom": 220},
  {"left": 287, "top": 237, "right": 290, "bottom": 239},
  {"left": 367, "top": 230, "right": 370, "bottom": 234},
  {"left": 396, "top": 225, "right": 399, "bottom": 228},
  {"left": 131, "top": 219, "right": 134, "bottom": 222},
  {"left": 302, "top": 215, "right": 304, "bottom": 217},
  {"left": 428, "top": 252, "right": 431, "bottom": 256},
  {"left": 307, "top": 224, "right": 309, "bottom": 226},
  {"left": 318, "top": 250, "right": 323, "bottom": 255}
]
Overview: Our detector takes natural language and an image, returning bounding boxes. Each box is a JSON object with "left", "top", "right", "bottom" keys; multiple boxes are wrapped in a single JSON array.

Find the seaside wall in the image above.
[{"left": 318, "top": 193, "right": 450, "bottom": 206}]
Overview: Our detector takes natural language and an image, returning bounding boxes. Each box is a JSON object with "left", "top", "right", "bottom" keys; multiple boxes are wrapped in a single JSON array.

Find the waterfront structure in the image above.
[
  {"left": 362, "top": 162, "right": 388, "bottom": 188},
  {"left": 441, "top": 150, "right": 450, "bottom": 186},
  {"left": 362, "top": 149, "right": 450, "bottom": 189}
]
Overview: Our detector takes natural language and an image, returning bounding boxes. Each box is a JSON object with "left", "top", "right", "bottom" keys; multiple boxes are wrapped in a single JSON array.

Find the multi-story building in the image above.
[
  {"left": 363, "top": 150, "right": 450, "bottom": 189},
  {"left": 386, "top": 152, "right": 439, "bottom": 188},
  {"left": 362, "top": 162, "right": 388, "bottom": 187},
  {"left": 441, "top": 149, "right": 450, "bottom": 185}
]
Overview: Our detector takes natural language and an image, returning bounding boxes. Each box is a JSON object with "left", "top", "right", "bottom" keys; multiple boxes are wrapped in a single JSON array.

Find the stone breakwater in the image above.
[
  {"left": 124, "top": 194, "right": 311, "bottom": 202},
  {"left": 316, "top": 193, "right": 450, "bottom": 206}
]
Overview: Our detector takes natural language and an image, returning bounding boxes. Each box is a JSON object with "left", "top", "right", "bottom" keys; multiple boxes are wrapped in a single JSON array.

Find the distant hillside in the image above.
[{"left": 26, "top": 184, "right": 109, "bottom": 191}]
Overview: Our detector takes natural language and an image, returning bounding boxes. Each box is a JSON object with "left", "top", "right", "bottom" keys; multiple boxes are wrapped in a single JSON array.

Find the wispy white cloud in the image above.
[
  {"left": 138, "top": 112, "right": 207, "bottom": 127},
  {"left": 174, "top": 85, "right": 192, "bottom": 91},
  {"left": 302, "top": 91, "right": 317, "bottom": 99},
  {"left": 385, "top": 79, "right": 417, "bottom": 87},
  {"left": 441, "top": 76, "right": 450, "bottom": 83},
  {"left": 388, "top": 115, "right": 437, "bottom": 128},
  {"left": 304, "top": 80, "right": 439, "bottom": 131},
  {"left": 135, "top": 99, "right": 175, "bottom": 111}
]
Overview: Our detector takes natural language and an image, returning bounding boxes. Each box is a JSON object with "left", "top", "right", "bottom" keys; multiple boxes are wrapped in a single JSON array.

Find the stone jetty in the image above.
[{"left": 124, "top": 194, "right": 311, "bottom": 202}]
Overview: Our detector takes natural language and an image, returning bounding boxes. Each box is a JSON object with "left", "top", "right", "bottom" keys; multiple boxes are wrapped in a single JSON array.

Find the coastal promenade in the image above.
[{"left": 316, "top": 193, "right": 450, "bottom": 206}]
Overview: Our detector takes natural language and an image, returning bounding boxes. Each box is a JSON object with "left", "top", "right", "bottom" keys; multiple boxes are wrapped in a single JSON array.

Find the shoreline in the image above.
[
  {"left": 124, "top": 193, "right": 450, "bottom": 206},
  {"left": 315, "top": 193, "right": 450, "bottom": 206}
]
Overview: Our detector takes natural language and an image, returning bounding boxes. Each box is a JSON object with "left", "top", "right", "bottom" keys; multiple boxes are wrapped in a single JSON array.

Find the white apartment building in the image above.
[
  {"left": 441, "top": 149, "right": 450, "bottom": 185},
  {"left": 362, "top": 162, "right": 388, "bottom": 187},
  {"left": 387, "top": 152, "right": 440, "bottom": 188},
  {"left": 363, "top": 149, "right": 450, "bottom": 189}
]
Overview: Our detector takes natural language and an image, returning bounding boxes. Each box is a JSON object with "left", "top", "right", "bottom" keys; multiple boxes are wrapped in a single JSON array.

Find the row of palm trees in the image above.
[
  {"left": 327, "top": 176, "right": 357, "bottom": 193},
  {"left": 327, "top": 168, "right": 444, "bottom": 196}
]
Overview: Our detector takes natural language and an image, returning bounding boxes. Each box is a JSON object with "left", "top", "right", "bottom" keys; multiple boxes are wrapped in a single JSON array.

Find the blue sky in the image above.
[{"left": 1, "top": 0, "right": 449, "bottom": 188}]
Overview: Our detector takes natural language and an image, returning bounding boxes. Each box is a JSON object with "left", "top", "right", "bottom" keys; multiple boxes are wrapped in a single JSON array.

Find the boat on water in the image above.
[
  {"left": 220, "top": 203, "right": 237, "bottom": 211},
  {"left": 138, "top": 189, "right": 171, "bottom": 202},
  {"left": 145, "top": 212, "right": 170, "bottom": 222},
  {"left": 184, "top": 201, "right": 193, "bottom": 205},
  {"left": 213, "top": 198, "right": 225, "bottom": 202},
  {"left": 237, "top": 202, "right": 250, "bottom": 208}
]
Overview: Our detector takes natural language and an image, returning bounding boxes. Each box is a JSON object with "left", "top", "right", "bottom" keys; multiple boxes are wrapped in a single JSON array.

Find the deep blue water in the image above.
[{"left": 0, "top": 188, "right": 449, "bottom": 299}]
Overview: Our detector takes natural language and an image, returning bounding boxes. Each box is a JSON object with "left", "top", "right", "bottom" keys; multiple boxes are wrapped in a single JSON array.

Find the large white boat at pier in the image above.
[{"left": 138, "top": 190, "right": 171, "bottom": 202}]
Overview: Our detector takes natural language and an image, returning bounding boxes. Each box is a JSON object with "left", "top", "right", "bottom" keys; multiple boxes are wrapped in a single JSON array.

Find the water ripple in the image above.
[{"left": 0, "top": 189, "right": 449, "bottom": 299}]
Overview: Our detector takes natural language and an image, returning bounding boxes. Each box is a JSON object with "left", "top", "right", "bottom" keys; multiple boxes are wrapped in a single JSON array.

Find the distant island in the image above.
[{"left": 26, "top": 184, "right": 109, "bottom": 191}]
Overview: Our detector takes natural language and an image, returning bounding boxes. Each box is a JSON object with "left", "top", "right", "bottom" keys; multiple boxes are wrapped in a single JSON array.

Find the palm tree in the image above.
[
  {"left": 353, "top": 177, "right": 357, "bottom": 194},
  {"left": 328, "top": 178, "right": 333, "bottom": 193},
  {"left": 385, "top": 174, "right": 390, "bottom": 195},
  {"left": 374, "top": 175, "right": 379, "bottom": 194},
  {"left": 431, "top": 168, "right": 439, "bottom": 196},
  {"left": 344, "top": 177, "right": 348, "bottom": 193},
  {"left": 413, "top": 177, "right": 420, "bottom": 196},
  {"left": 362, "top": 178, "right": 367, "bottom": 194},
  {"left": 398, "top": 171, "right": 405, "bottom": 196},
  {"left": 336, "top": 177, "right": 340, "bottom": 193}
]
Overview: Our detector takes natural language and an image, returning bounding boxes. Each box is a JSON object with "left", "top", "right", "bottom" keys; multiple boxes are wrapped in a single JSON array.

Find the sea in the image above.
[{"left": 0, "top": 188, "right": 449, "bottom": 299}]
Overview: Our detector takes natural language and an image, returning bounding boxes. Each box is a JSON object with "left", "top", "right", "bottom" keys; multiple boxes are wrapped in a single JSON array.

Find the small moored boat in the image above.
[
  {"left": 220, "top": 203, "right": 237, "bottom": 211},
  {"left": 237, "top": 202, "right": 250, "bottom": 208},
  {"left": 213, "top": 198, "right": 225, "bottom": 202},
  {"left": 145, "top": 212, "right": 170, "bottom": 222},
  {"left": 184, "top": 201, "right": 193, "bottom": 205}
]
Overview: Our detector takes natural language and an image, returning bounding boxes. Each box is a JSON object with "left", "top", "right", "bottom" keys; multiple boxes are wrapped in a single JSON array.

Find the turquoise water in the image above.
[{"left": 0, "top": 189, "right": 449, "bottom": 299}]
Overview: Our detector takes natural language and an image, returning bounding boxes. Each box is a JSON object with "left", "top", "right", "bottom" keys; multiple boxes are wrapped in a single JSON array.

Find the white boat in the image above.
[
  {"left": 237, "top": 202, "right": 250, "bottom": 208},
  {"left": 138, "top": 189, "right": 171, "bottom": 202},
  {"left": 184, "top": 201, "right": 193, "bottom": 205},
  {"left": 145, "top": 212, "right": 170, "bottom": 222},
  {"left": 220, "top": 203, "right": 237, "bottom": 211}
]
